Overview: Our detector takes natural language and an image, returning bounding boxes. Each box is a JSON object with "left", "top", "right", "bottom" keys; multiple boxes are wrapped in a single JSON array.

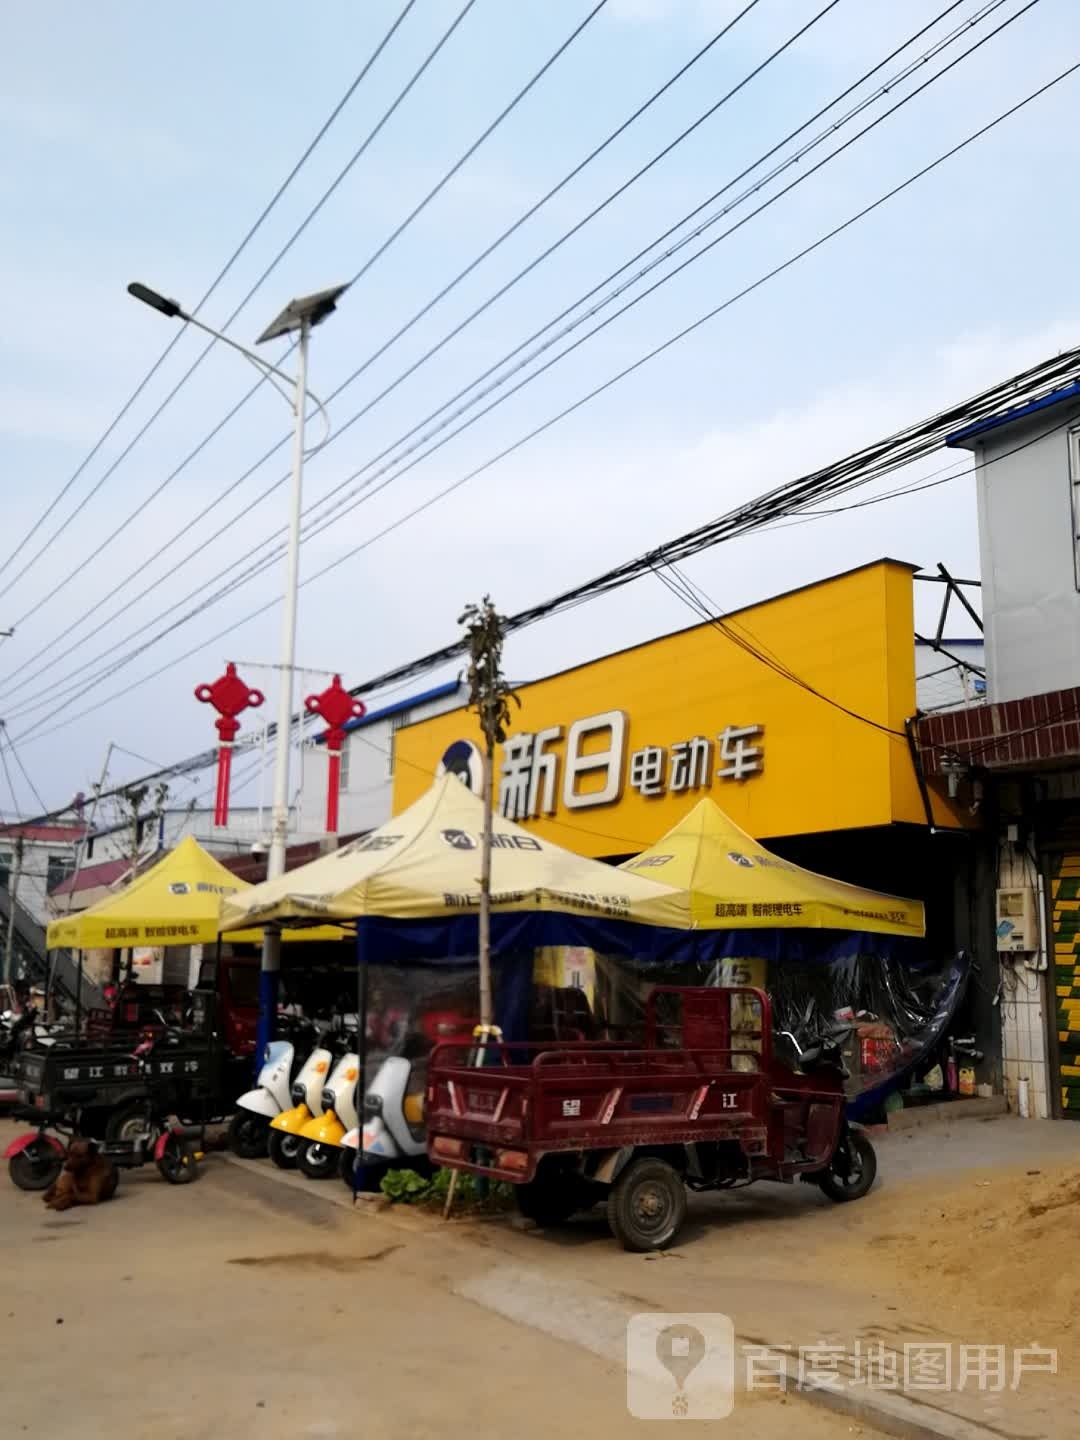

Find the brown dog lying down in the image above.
[{"left": 43, "top": 1139, "right": 119, "bottom": 1211}]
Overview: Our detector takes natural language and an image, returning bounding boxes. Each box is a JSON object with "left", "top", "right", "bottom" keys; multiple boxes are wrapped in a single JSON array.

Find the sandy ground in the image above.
[
  {"left": 1, "top": 1117, "right": 879, "bottom": 1440},
  {"left": 7, "top": 1110, "right": 1080, "bottom": 1439}
]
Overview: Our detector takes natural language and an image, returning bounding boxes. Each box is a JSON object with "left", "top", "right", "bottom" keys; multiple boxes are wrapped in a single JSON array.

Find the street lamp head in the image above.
[
  {"left": 256, "top": 283, "right": 350, "bottom": 345},
  {"left": 127, "top": 282, "right": 184, "bottom": 320}
]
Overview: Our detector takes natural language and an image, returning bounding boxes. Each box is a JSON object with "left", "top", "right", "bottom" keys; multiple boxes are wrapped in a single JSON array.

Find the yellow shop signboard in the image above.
[{"left": 392, "top": 560, "right": 962, "bottom": 856}]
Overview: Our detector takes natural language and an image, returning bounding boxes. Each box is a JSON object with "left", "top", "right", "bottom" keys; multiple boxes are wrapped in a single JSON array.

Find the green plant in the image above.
[{"left": 379, "top": 1168, "right": 432, "bottom": 1203}]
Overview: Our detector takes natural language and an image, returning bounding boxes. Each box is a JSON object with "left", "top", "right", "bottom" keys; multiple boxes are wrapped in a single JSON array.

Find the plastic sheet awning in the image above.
[
  {"left": 618, "top": 798, "right": 925, "bottom": 938},
  {"left": 46, "top": 836, "right": 344, "bottom": 949},
  {"left": 219, "top": 775, "right": 684, "bottom": 931}
]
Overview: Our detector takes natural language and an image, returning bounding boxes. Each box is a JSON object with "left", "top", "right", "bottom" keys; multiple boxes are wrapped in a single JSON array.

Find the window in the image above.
[
  {"left": 338, "top": 740, "right": 351, "bottom": 793},
  {"left": 47, "top": 854, "right": 73, "bottom": 894},
  {"left": 0, "top": 852, "right": 9, "bottom": 891},
  {"left": 389, "top": 711, "right": 412, "bottom": 778},
  {"left": 1070, "top": 427, "right": 1080, "bottom": 590}
]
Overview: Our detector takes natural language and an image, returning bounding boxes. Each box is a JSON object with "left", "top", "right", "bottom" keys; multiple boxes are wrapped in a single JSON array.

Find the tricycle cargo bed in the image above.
[
  {"left": 12, "top": 1035, "right": 233, "bottom": 1120},
  {"left": 427, "top": 1047, "right": 769, "bottom": 1175},
  {"left": 425, "top": 986, "right": 876, "bottom": 1250}
]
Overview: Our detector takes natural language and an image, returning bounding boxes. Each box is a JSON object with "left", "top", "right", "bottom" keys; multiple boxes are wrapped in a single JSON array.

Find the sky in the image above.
[{"left": 1, "top": 0, "right": 1078, "bottom": 818}]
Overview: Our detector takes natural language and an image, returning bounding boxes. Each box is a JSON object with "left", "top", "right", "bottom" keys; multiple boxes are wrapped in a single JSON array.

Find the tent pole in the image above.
[
  {"left": 354, "top": 925, "right": 368, "bottom": 1203},
  {"left": 74, "top": 951, "right": 83, "bottom": 1036}
]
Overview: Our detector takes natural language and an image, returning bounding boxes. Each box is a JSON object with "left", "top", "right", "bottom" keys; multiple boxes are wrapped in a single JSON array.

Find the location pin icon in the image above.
[{"left": 656, "top": 1323, "right": 707, "bottom": 1391}]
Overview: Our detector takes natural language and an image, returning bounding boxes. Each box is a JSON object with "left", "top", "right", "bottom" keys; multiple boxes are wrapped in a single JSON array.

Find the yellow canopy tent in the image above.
[
  {"left": 46, "top": 835, "right": 342, "bottom": 949},
  {"left": 220, "top": 775, "right": 684, "bottom": 932},
  {"left": 619, "top": 797, "right": 924, "bottom": 938}
]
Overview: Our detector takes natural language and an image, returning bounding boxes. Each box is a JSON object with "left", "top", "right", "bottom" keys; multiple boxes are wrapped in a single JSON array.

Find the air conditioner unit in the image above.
[{"left": 996, "top": 887, "right": 1038, "bottom": 952}]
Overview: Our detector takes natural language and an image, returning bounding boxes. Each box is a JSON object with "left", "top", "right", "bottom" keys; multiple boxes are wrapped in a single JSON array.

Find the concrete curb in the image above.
[
  {"left": 219, "top": 1156, "right": 1023, "bottom": 1440},
  {"left": 888, "top": 1097, "right": 1008, "bottom": 1132},
  {"left": 219, "top": 1150, "right": 390, "bottom": 1213},
  {"left": 770, "top": 1359, "right": 1019, "bottom": 1440}
]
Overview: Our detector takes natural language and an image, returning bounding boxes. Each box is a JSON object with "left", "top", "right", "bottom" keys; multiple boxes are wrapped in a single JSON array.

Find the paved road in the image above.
[{"left": 0, "top": 1118, "right": 881, "bottom": 1440}]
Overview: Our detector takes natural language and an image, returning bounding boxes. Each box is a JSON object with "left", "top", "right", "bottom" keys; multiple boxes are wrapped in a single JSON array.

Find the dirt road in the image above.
[{"left": 1, "top": 1120, "right": 876, "bottom": 1440}]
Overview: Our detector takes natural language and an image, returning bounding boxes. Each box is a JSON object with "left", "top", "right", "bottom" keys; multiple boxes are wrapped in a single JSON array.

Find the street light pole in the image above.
[
  {"left": 127, "top": 279, "right": 349, "bottom": 1062},
  {"left": 258, "top": 317, "right": 309, "bottom": 1038}
]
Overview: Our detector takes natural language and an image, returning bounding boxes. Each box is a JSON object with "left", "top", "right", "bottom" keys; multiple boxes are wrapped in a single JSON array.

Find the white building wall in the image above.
[
  {"left": 997, "top": 840, "right": 1051, "bottom": 1120},
  {"left": 967, "top": 398, "right": 1080, "bottom": 703},
  {"left": 295, "top": 682, "right": 465, "bottom": 836},
  {"left": 0, "top": 840, "right": 75, "bottom": 927}
]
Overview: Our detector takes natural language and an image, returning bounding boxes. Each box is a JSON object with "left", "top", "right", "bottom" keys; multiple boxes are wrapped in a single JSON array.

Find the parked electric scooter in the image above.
[
  {"left": 296, "top": 1045, "right": 360, "bottom": 1180},
  {"left": 340, "top": 1054, "right": 429, "bottom": 1190},
  {"left": 229, "top": 1016, "right": 315, "bottom": 1159},
  {"left": 339, "top": 1007, "right": 475, "bottom": 1190},
  {"left": 267, "top": 1031, "right": 334, "bottom": 1171}
]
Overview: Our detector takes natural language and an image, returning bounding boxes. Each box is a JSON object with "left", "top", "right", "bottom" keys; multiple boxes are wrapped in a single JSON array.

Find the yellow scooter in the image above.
[
  {"left": 296, "top": 1049, "right": 359, "bottom": 1180},
  {"left": 268, "top": 1039, "right": 332, "bottom": 1170}
]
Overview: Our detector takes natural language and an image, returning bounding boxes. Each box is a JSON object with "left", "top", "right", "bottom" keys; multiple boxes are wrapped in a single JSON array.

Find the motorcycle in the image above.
[
  {"left": 5, "top": 1103, "right": 204, "bottom": 1191},
  {"left": 267, "top": 1032, "right": 334, "bottom": 1171},
  {"left": 5, "top": 1021, "right": 209, "bottom": 1192},
  {"left": 296, "top": 1047, "right": 360, "bottom": 1180},
  {"left": 228, "top": 1016, "right": 316, "bottom": 1159}
]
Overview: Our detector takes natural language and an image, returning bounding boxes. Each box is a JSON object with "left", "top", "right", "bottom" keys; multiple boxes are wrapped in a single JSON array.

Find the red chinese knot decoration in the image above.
[
  {"left": 195, "top": 663, "right": 265, "bottom": 827},
  {"left": 305, "top": 674, "right": 365, "bottom": 833}
]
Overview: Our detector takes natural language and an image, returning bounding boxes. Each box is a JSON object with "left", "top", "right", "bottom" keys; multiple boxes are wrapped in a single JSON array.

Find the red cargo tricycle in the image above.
[{"left": 426, "top": 986, "right": 877, "bottom": 1251}]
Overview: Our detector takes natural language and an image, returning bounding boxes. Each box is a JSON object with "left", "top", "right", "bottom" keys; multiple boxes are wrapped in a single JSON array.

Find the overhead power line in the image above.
[
  {"left": 13, "top": 48, "right": 1080, "bottom": 762},
  {"left": 1, "top": 0, "right": 610, "bottom": 675},
  {"left": 0, "top": 0, "right": 799, "bottom": 693},
  {"left": 0, "top": 0, "right": 421, "bottom": 601},
  {"left": 1, "top": 0, "right": 994, "bottom": 709},
  {"left": 13, "top": 319, "right": 1080, "bottom": 816},
  {"left": 7, "top": 35, "right": 1071, "bottom": 740},
  {"left": 0, "top": 0, "right": 470, "bottom": 626}
]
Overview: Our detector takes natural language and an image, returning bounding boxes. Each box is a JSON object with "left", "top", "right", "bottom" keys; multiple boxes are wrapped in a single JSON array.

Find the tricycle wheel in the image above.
[
  {"left": 157, "top": 1136, "right": 199, "bottom": 1185},
  {"left": 607, "top": 1156, "right": 686, "bottom": 1252},
  {"left": 229, "top": 1110, "right": 269, "bottom": 1160},
  {"left": 105, "top": 1102, "right": 150, "bottom": 1144},
  {"left": 297, "top": 1141, "right": 338, "bottom": 1180},
  {"left": 515, "top": 1169, "right": 588, "bottom": 1227},
  {"left": 268, "top": 1130, "right": 302, "bottom": 1171},
  {"left": 9, "top": 1141, "right": 64, "bottom": 1192},
  {"left": 817, "top": 1129, "right": 877, "bottom": 1203}
]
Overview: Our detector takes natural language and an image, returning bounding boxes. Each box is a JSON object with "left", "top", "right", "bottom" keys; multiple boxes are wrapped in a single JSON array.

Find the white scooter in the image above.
[
  {"left": 296, "top": 1046, "right": 360, "bottom": 1180},
  {"left": 228, "top": 1018, "right": 315, "bottom": 1159},
  {"left": 267, "top": 1034, "right": 334, "bottom": 1171},
  {"left": 340, "top": 1054, "right": 431, "bottom": 1191}
]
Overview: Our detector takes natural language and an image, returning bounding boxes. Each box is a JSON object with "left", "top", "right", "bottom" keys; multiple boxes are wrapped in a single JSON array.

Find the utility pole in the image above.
[
  {"left": 126, "top": 278, "right": 348, "bottom": 1065},
  {"left": 3, "top": 835, "right": 24, "bottom": 985},
  {"left": 458, "top": 597, "right": 518, "bottom": 1035}
]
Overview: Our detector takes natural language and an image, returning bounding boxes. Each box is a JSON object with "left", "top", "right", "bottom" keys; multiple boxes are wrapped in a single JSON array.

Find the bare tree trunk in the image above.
[{"left": 478, "top": 739, "right": 494, "bottom": 1031}]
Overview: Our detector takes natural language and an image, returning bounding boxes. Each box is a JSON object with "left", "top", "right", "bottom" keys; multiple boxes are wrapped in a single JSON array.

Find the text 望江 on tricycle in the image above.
[{"left": 424, "top": 986, "right": 876, "bottom": 1251}]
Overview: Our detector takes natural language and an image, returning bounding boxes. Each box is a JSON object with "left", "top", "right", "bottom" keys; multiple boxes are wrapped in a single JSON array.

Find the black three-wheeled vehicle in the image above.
[{"left": 4, "top": 988, "right": 249, "bottom": 1191}]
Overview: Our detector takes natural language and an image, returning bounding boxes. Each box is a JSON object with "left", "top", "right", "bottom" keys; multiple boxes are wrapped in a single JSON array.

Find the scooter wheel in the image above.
[
  {"left": 157, "top": 1136, "right": 200, "bottom": 1185},
  {"left": 229, "top": 1111, "right": 270, "bottom": 1160},
  {"left": 268, "top": 1129, "right": 302, "bottom": 1171},
  {"left": 9, "top": 1141, "right": 65, "bottom": 1192},
  {"left": 297, "top": 1141, "right": 338, "bottom": 1181},
  {"left": 339, "top": 1148, "right": 385, "bottom": 1193}
]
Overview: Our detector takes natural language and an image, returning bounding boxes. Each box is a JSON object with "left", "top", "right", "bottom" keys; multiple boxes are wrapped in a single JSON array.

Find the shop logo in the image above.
[
  {"left": 726, "top": 852, "right": 754, "bottom": 868},
  {"left": 441, "top": 828, "right": 478, "bottom": 851},
  {"left": 437, "top": 739, "right": 483, "bottom": 796},
  {"left": 169, "top": 882, "right": 191, "bottom": 895}
]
